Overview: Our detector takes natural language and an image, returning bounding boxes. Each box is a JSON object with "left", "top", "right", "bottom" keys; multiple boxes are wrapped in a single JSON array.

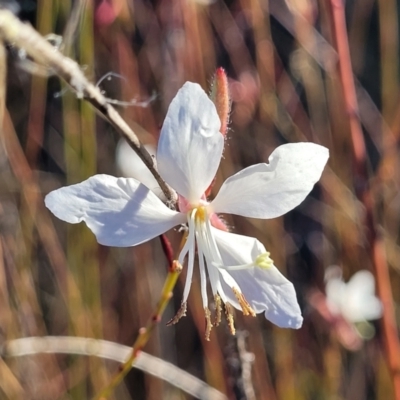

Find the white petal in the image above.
[
  {"left": 344, "top": 271, "right": 383, "bottom": 322},
  {"left": 157, "top": 82, "right": 224, "bottom": 203},
  {"left": 116, "top": 140, "right": 166, "bottom": 200},
  {"left": 45, "top": 175, "right": 185, "bottom": 247},
  {"left": 211, "top": 143, "right": 329, "bottom": 218},
  {"left": 325, "top": 277, "right": 346, "bottom": 315},
  {"left": 212, "top": 228, "right": 303, "bottom": 329}
]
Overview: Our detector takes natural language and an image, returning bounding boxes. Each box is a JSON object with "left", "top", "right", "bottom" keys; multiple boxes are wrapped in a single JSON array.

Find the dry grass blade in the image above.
[{"left": 2, "top": 336, "right": 227, "bottom": 400}]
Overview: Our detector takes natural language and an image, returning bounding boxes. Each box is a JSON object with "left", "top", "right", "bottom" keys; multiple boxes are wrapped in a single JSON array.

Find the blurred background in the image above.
[{"left": 0, "top": 0, "right": 399, "bottom": 399}]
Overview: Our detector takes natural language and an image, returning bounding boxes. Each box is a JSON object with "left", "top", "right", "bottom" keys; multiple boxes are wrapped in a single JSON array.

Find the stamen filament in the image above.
[
  {"left": 182, "top": 210, "right": 196, "bottom": 302},
  {"left": 198, "top": 245, "right": 208, "bottom": 308}
]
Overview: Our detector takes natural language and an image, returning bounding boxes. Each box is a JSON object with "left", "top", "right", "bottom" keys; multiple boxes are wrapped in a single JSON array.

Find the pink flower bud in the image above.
[{"left": 209, "top": 67, "right": 231, "bottom": 137}]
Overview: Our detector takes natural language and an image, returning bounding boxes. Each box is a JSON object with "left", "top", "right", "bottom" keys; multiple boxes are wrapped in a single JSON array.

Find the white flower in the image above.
[
  {"left": 325, "top": 266, "right": 383, "bottom": 323},
  {"left": 45, "top": 82, "right": 329, "bottom": 334}
]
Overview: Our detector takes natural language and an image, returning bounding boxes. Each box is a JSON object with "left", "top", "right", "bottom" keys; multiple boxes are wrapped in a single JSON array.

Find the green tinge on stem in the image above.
[
  {"left": 93, "top": 261, "right": 182, "bottom": 400},
  {"left": 210, "top": 67, "right": 231, "bottom": 137}
]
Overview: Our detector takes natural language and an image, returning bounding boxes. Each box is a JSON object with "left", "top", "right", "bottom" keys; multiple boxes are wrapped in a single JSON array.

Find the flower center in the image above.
[{"left": 168, "top": 204, "right": 258, "bottom": 340}]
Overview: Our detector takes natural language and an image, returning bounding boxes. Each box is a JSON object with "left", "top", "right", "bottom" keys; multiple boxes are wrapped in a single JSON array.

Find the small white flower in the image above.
[
  {"left": 45, "top": 82, "right": 329, "bottom": 333},
  {"left": 325, "top": 266, "right": 383, "bottom": 323}
]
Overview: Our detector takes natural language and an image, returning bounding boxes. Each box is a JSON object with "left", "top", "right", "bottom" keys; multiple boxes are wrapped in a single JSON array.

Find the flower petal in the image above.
[
  {"left": 212, "top": 228, "right": 303, "bottom": 328},
  {"left": 45, "top": 175, "right": 185, "bottom": 247},
  {"left": 211, "top": 143, "right": 329, "bottom": 218},
  {"left": 157, "top": 82, "right": 224, "bottom": 203},
  {"left": 344, "top": 271, "right": 383, "bottom": 322},
  {"left": 116, "top": 139, "right": 165, "bottom": 200}
]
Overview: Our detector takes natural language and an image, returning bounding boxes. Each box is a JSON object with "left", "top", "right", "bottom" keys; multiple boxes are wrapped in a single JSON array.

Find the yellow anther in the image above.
[
  {"left": 194, "top": 206, "right": 207, "bottom": 223},
  {"left": 166, "top": 301, "right": 187, "bottom": 326},
  {"left": 232, "top": 287, "right": 256, "bottom": 317},
  {"left": 255, "top": 252, "right": 274, "bottom": 270},
  {"left": 214, "top": 294, "right": 222, "bottom": 326},
  {"left": 224, "top": 303, "right": 236, "bottom": 335},
  {"left": 204, "top": 307, "right": 213, "bottom": 341}
]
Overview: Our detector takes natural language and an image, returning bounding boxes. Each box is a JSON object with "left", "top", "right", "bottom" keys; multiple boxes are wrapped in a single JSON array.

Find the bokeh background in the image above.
[{"left": 0, "top": 0, "right": 400, "bottom": 399}]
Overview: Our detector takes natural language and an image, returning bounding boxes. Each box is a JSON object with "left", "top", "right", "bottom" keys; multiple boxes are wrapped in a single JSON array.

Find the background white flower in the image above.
[
  {"left": 325, "top": 266, "right": 383, "bottom": 323},
  {"left": 45, "top": 82, "right": 329, "bottom": 333}
]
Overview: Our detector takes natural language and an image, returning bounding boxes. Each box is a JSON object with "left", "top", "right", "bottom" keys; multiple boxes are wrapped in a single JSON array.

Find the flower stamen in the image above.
[
  {"left": 166, "top": 301, "right": 187, "bottom": 326},
  {"left": 232, "top": 287, "right": 256, "bottom": 317},
  {"left": 225, "top": 303, "right": 236, "bottom": 335},
  {"left": 195, "top": 205, "right": 207, "bottom": 223},
  {"left": 214, "top": 294, "right": 222, "bottom": 326},
  {"left": 205, "top": 307, "right": 213, "bottom": 341}
]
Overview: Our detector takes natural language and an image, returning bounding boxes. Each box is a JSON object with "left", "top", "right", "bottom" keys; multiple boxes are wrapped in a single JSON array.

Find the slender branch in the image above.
[
  {"left": 328, "top": 1, "right": 400, "bottom": 397},
  {"left": 1, "top": 335, "right": 226, "bottom": 400},
  {"left": 93, "top": 260, "right": 183, "bottom": 400},
  {"left": 0, "top": 9, "right": 177, "bottom": 205}
]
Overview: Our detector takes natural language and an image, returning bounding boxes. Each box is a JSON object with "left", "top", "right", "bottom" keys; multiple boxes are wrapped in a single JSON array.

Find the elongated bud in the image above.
[
  {"left": 209, "top": 67, "right": 231, "bottom": 137},
  {"left": 205, "top": 68, "right": 231, "bottom": 198}
]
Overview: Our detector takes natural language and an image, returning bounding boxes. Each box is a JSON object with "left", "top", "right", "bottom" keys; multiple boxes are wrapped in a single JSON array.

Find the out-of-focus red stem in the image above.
[
  {"left": 329, "top": 0, "right": 366, "bottom": 169},
  {"left": 328, "top": 0, "right": 400, "bottom": 397},
  {"left": 159, "top": 234, "right": 174, "bottom": 269}
]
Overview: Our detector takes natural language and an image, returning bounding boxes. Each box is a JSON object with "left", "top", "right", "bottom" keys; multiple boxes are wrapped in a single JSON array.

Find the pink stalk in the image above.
[{"left": 328, "top": 1, "right": 400, "bottom": 397}]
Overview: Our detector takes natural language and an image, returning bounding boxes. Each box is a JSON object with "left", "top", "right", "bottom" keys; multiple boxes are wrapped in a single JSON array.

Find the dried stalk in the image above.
[
  {"left": 1, "top": 336, "right": 226, "bottom": 400},
  {"left": 328, "top": 1, "right": 400, "bottom": 398},
  {"left": 0, "top": 9, "right": 177, "bottom": 205}
]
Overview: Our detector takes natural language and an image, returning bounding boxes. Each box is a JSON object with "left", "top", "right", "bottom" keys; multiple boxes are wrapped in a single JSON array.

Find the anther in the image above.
[
  {"left": 214, "top": 294, "right": 222, "bottom": 326},
  {"left": 166, "top": 301, "right": 187, "bottom": 326},
  {"left": 205, "top": 307, "right": 213, "bottom": 341},
  {"left": 225, "top": 303, "right": 236, "bottom": 335},
  {"left": 232, "top": 287, "right": 256, "bottom": 317}
]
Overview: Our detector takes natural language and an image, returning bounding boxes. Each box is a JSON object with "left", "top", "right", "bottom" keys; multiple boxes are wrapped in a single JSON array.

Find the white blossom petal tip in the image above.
[
  {"left": 211, "top": 142, "right": 329, "bottom": 219},
  {"left": 45, "top": 175, "right": 184, "bottom": 247},
  {"left": 157, "top": 82, "right": 224, "bottom": 203}
]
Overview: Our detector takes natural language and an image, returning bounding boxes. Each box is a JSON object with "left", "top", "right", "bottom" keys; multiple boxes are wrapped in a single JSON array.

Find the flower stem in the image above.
[
  {"left": 92, "top": 260, "right": 182, "bottom": 400},
  {"left": 328, "top": 1, "right": 400, "bottom": 397},
  {"left": 0, "top": 9, "right": 177, "bottom": 206}
]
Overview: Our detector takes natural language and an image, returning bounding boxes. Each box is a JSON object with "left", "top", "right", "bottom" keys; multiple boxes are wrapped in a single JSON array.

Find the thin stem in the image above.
[
  {"left": 92, "top": 260, "right": 182, "bottom": 400},
  {"left": 0, "top": 9, "right": 177, "bottom": 206},
  {"left": 329, "top": 0, "right": 366, "bottom": 170},
  {"left": 1, "top": 337, "right": 227, "bottom": 400}
]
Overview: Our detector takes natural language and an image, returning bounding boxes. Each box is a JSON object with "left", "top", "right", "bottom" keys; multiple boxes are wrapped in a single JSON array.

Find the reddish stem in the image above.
[{"left": 328, "top": 0, "right": 400, "bottom": 397}]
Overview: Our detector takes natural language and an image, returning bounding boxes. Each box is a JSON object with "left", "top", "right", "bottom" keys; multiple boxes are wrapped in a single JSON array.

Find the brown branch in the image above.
[{"left": 0, "top": 9, "right": 177, "bottom": 206}]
